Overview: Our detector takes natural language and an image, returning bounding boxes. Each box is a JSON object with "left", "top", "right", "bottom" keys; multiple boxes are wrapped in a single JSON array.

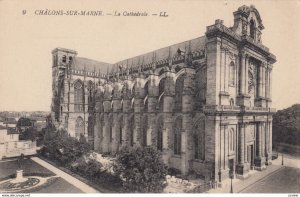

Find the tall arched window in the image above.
[
  {"left": 250, "top": 19, "right": 256, "bottom": 39},
  {"left": 75, "top": 116, "right": 84, "bottom": 138},
  {"left": 174, "top": 75, "right": 184, "bottom": 112},
  {"left": 142, "top": 114, "right": 148, "bottom": 147},
  {"left": 174, "top": 116, "right": 182, "bottom": 155},
  {"left": 157, "top": 117, "right": 163, "bottom": 151},
  {"left": 229, "top": 62, "right": 235, "bottom": 86},
  {"left": 88, "top": 116, "right": 94, "bottom": 138},
  {"left": 87, "top": 81, "right": 95, "bottom": 112},
  {"left": 119, "top": 116, "right": 124, "bottom": 145},
  {"left": 158, "top": 78, "right": 165, "bottom": 112},
  {"left": 194, "top": 118, "right": 205, "bottom": 160},
  {"left": 74, "top": 80, "right": 84, "bottom": 112},
  {"left": 144, "top": 81, "right": 149, "bottom": 98},
  {"left": 129, "top": 115, "right": 134, "bottom": 146},
  {"left": 109, "top": 114, "right": 113, "bottom": 142}
]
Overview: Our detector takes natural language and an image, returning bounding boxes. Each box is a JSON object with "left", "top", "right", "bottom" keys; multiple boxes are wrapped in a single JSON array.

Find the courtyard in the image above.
[
  {"left": 241, "top": 166, "right": 300, "bottom": 193},
  {"left": 208, "top": 153, "right": 300, "bottom": 193}
]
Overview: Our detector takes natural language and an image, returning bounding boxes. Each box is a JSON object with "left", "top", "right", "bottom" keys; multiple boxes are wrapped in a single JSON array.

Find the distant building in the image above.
[
  {"left": 0, "top": 126, "right": 37, "bottom": 160},
  {"left": 3, "top": 117, "right": 17, "bottom": 128},
  {"left": 51, "top": 5, "right": 276, "bottom": 184}
]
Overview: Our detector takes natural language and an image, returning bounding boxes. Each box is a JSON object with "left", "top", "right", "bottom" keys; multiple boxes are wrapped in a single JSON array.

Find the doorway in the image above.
[
  {"left": 248, "top": 145, "right": 254, "bottom": 169},
  {"left": 229, "top": 159, "right": 234, "bottom": 178}
]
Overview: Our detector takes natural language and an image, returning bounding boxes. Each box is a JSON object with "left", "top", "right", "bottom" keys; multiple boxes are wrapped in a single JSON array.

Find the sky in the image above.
[{"left": 0, "top": 0, "right": 299, "bottom": 111}]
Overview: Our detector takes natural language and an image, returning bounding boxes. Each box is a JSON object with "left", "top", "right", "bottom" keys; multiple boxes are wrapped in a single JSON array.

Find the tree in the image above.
[
  {"left": 43, "top": 129, "right": 91, "bottom": 165},
  {"left": 17, "top": 117, "right": 33, "bottom": 128},
  {"left": 114, "top": 146, "right": 168, "bottom": 193},
  {"left": 19, "top": 127, "right": 36, "bottom": 141}
]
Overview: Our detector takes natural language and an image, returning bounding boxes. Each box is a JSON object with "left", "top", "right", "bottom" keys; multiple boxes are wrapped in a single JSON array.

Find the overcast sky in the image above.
[{"left": 0, "top": 0, "right": 299, "bottom": 111}]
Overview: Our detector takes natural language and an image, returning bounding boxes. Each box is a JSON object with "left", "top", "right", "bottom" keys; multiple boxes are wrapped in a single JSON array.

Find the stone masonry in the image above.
[{"left": 50, "top": 5, "right": 276, "bottom": 185}]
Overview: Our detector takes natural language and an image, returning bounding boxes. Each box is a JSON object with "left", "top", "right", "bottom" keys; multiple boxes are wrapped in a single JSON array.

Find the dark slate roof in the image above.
[
  {"left": 72, "top": 57, "right": 111, "bottom": 73},
  {"left": 69, "top": 35, "right": 206, "bottom": 74},
  {"left": 115, "top": 36, "right": 207, "bottom": 67},
  {"left": 3, "top": 117, "right": 17, "bottom": 124},
  {"left": 7, "top": 128, "right": 19, "bottom": 135}
]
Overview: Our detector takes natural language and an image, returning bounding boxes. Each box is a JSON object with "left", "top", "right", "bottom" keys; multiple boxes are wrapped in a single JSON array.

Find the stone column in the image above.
[
  {"left": 262, "top": 123, "right": 266, "bottom": 157},
  {"left": 112, "top": 99, "right": 121, "bottom": 153},
  {"left": 269, "top": 120, "right": 273, "bottom": 161},
  {"left": 122, "top": 99, "right": 131, "bottom": 146},
  {"left": 180, "top": 70, "right": 194, "bottom": 175},
  {"left": 224, "top": 50, "right": 228, "bottom": 93},
  {"left": 162, "top": 75, "right": 174, "bottom": 165},
  {"left": 102, "top": 100, "right": 111, "bottom": 153},
  {"left": 270, "top": 68, "right": 272, "bottom": 98},
  {"left": 83, "top": 88, "right": 88, "bottom": 138},
  {"left": 163, "top": 95, "right": 173, "bottom": 165},
  {"left": 244, "top": 55, "right": 249, "bottom": 94},
  {"left": 265, "top": 121, "right": 272, "bottom": 164},
  {"left": 254, "top": 122, "right": 266, "bottom": 170},
  {"left": 236, "top": 123, "right": 249, "bottom": 178},
  {"left": 239, "top": 53, "right": 245, "bottom": 95},
  {"left": 147, "top": 75, "right": 159, "bottom": 146},
  {"left": 263, "top": 64, "right": 266, "bottom": 98},
  {"left": 237, "top": 52, "right": 250, "bottom": 106},
  {"left": 94, "top": 99, "right": 103, "bottom": 152},
  {"left": 259, "top": 65, "right": 263, "bottom": 98},
  {"left": 134, "top": 97, "right": 142, "bottom": 146},
  {"left": 147, "top": 96, "right": 157, "bottom": 146},
  {"left": 265, "top": 67, "right": 269, "bottom": 99}
]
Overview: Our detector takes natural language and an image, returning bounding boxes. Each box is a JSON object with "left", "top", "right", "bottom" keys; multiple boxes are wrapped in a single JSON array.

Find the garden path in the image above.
[{"left": 31, "top": 157, "right": 99, "bottom": 193}]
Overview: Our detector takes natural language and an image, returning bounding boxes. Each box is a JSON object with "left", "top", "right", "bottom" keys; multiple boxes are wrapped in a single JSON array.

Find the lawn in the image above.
[
  {"left": 0, "top": 158, "right": 83, "bottom": 193},
  {"left": 35, "top": 177, "right": 82, "bottom": 193},
  {"left": 0, "top": 158, "right": 55, "bottom": 179}
]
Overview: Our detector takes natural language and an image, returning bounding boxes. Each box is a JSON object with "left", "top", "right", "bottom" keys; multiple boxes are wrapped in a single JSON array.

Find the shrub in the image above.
[
  {"left": 168, "top": 167, "right": 181, "bottom": 176},
  {"left": 114, "top": 146, "right": 168, "bottom": 193},
  {"left": 42, "top": 129, "right": 91, "bottom": 165}
]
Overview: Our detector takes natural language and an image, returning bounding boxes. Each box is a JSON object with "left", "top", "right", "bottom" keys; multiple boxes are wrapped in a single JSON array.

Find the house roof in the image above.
[
  {"left": 7, "top": 128, "right": 19, "bottom": 135},
  {"left": 3, "top": 117, "right": 17, "bottom": 124}
]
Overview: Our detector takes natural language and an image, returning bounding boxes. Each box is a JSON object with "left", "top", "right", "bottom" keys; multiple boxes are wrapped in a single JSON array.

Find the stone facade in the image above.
[{"left": 50, "top": 5, "right": 276, "bottom": 184}]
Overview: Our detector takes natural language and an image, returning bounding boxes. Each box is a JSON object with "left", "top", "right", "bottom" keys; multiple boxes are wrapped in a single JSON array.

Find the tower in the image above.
[{"left": 51, "top": 48, "right": 77, "bottom": 128}]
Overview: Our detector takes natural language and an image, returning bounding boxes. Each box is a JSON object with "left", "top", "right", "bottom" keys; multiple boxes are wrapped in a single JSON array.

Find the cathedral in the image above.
[{"left": 51, "top": 5, "right": 276, "bottom": 184}]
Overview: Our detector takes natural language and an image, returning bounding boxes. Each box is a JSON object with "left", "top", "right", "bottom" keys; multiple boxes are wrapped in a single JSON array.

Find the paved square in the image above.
[{"left": 241, "top": 166, "right": 300, "bottom": 193}]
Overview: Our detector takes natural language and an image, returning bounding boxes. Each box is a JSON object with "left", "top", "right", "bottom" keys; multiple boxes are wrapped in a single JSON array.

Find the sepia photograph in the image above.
[{"left": 0, "top": 0, "right": 299, "bottom": 196}]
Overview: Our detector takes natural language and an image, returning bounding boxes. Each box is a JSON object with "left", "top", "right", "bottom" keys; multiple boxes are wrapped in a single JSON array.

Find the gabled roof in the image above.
[
  {"left": 3, "top": 117, "right": 17, "bottom": 124},
  {"left": 115, "top": 36, "right": 206, "bottom": 67},
  {"left": 72, "top": 57, "right": 111, "bottom": 73}
]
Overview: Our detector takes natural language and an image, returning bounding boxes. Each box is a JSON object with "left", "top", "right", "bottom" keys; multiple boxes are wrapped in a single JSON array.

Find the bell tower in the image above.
[{"left": 51, "top": 48, "right": 77, "bottom": 125}]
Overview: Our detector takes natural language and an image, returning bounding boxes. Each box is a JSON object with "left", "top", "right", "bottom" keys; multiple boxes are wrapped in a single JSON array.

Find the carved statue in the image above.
[
  {"left": 242, "top": 21, "right": 248, "bottom": 35},
  {"left": 17, "top": 154, "right": 24, "bottom": 170}
]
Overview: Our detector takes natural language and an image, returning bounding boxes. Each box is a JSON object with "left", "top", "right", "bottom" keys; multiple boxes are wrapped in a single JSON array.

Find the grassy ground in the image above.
[
  {"left": 0, "top": 158, "right": 82, "bottom": 193},
  {"left": 241, "top": 166, "right": 300, "bottom": 193},
  {"left": 34, "top": 177, "right": 82, "bottom": 193},
  {"left": 0, "top": 158, "right": 55, "bottom": 179}
]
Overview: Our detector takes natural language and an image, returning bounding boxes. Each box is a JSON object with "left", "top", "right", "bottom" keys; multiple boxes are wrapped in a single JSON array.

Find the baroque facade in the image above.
[{"left": 51, "top": 5, "right": 276, "bottom": 184}]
